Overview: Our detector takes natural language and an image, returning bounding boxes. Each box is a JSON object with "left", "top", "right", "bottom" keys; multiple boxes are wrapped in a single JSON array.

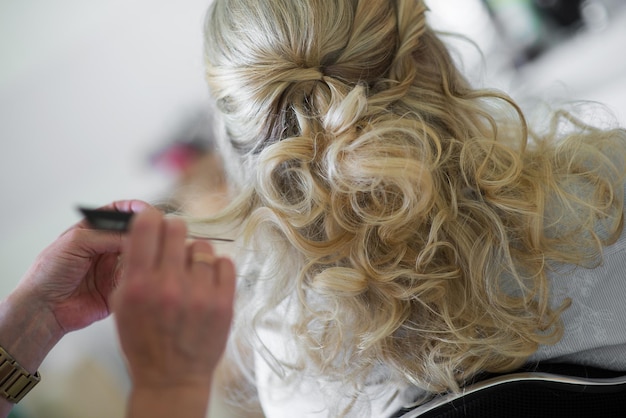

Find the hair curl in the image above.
[{"left": 201, "top": 0, "right": 626, "bottom": 412}]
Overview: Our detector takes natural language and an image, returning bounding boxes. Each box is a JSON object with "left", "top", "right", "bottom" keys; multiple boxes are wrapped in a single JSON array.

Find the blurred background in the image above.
[{"left": 1, "top": 0, "right": 625, "bottom": 417}]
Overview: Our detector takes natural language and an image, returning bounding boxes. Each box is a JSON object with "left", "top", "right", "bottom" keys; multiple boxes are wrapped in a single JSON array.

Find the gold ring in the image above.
[{"left": 191, "top": 252, "right": 215, "bottom": 266}]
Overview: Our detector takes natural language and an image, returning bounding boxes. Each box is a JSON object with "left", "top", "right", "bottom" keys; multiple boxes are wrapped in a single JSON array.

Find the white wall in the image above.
[{"left": 0, "top": 0, "right": 212, "bottom": 295}]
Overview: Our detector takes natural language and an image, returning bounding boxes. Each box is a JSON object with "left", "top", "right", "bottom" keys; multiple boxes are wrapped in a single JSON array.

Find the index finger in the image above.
[{"left": 123, "top": 210, "right": 164, "bottom": 275}]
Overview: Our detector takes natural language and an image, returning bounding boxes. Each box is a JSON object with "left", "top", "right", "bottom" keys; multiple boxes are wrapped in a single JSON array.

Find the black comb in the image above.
[
  {"left": 78, "top": 207, "right": 133, "bottom": 232},
  {"left": 77, "top": 207, "right": 234, "bottom": 242}
]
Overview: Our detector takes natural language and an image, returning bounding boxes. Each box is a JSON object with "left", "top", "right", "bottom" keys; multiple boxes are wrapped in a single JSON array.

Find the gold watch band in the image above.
[{"left": 0, "top": 345, "right": 41, "bottom": 403}]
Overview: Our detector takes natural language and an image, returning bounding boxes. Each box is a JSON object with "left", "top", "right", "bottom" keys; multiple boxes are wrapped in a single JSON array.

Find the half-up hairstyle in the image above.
[{"left": 202, "top": 0, "right": 626, "bottom": 413}]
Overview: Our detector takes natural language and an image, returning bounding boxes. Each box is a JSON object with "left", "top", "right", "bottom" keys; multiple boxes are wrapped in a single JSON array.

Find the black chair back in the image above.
[{"left": 392, "top": 363, "right": 626, "bottom": 418}]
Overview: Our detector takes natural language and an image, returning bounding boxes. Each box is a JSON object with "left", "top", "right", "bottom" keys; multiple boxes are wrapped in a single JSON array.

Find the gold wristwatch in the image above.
[{"left": 0, "top": 345, "right": 41, "bottom": 403}]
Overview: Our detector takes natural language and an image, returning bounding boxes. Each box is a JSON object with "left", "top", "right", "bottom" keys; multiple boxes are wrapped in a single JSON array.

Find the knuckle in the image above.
[
  {"left": 166, "top": 218, "right": 187, "bottom": 236},
  {"left": 212, "top": 294, "right": 235, "bottom": 317},
  {"left": 189, "top": 297, "right": 211, "bottom": 316},
  {"left": 192, "top": 240, "right": 214, "bottom": 254},
  {"left": 157, "top": 282, "right": 183, "bottom": 309},
  {"left": 117, "top": 279, "right": 149, "bottom": 305},
  {"left": 158, "top": 290, "right": 181, "bottom": 308},
  {"left": 63, "top": 227, "right": 84, "bottom": 243}
]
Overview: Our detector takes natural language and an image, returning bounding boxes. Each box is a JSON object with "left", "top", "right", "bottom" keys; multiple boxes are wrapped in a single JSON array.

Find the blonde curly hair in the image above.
[{"left": 200, "top": 0, "right": 626, "bottom": 412}]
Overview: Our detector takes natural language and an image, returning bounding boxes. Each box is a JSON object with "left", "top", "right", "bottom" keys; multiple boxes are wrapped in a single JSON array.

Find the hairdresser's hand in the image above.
[
  {"left": 15, "top": 200, "right": 153, "bottom": 334},
  {"left": 111, "top": 210, "right": 236, "bottom": 418},
  {"left": 0, "top": 200, "right": 151, "bottom": 417}
]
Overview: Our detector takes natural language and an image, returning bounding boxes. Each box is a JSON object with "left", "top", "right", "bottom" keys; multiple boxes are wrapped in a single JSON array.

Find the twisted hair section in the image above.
[{"left": 203, "top": 0, "right": 626, "bottom": 405}]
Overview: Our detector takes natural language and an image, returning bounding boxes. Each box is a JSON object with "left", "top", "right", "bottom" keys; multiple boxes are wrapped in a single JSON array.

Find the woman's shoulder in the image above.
[{"left": 532, "top": 216, "right": 626, "bottom": 369}]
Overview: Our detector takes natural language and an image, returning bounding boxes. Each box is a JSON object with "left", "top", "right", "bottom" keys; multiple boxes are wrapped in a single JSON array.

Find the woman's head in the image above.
[
  {"left": 203, "top": 0, "right": 626, "bottom": 402},
  {"left": 203, "top": 0, "right": 444, "bottom": 179}
]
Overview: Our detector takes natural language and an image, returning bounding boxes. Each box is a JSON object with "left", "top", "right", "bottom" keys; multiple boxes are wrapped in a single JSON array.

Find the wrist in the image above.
[
  {"left": 0, "top": 289, "right": 64, "bottom": 374},
  {"left": 128, "top": 384, "right": 212, "bottom": 418}
]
